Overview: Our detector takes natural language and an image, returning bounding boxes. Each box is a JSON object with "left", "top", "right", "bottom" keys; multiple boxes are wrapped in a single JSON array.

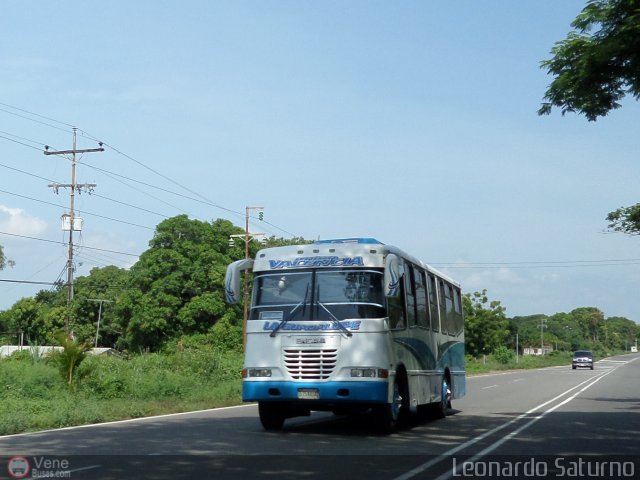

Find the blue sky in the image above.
[{"left": 1, "top": 1, "right": 639, "bottom": 322}]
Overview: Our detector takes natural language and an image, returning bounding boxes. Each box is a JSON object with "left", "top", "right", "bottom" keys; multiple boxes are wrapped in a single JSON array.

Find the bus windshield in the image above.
[{"left": 251, "top": 269, "right": 385, "bottom": 321}]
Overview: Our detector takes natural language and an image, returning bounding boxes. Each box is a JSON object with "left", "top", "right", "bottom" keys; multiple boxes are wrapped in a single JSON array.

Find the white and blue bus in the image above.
[{"left": 225, "top": 238, "right": 465, "bottom": 432}]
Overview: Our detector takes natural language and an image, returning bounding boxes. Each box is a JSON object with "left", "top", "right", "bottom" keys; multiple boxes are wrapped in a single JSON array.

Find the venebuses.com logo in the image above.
[
  {"left": 6, "top": 456, "right": 72, "bottom": 479},
  {"left": 6, "top": 456, "right": 30, "bottom": 479}
]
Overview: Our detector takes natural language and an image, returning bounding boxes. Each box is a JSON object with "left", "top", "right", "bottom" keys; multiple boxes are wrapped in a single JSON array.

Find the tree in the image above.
[
  {"left": 601, "top": 316, "right": 638, "bottom": 349},
  {"left": 70, "top": 266, "right": 129, "bottom": 346},
  {"left": 115, "top": 216, "right": 248, "bottom": 352},
  {"left": 2, "top": 298, "right": 46, "bottom": 344},
  {"left": 539, "top": 1, "right": 640, "bottom": 235},
  {"left": 0, "top": 244, "right": 15, "bottom": 270},
  {"left": 463, "top": 290, "right": 509, "bottom": 358},
  {"left": 606, "top": 203, "right": 640, "bottom": 235},
  {"left": 539, "top": 0, "right": 640, "bottom": 121},
  {"left": 570, "top": 307, "right": 605, "bottom": 343}
]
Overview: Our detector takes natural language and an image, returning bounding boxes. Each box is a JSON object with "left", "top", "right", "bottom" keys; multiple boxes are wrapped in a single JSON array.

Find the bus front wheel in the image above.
[
  {"left": 374, "top": 379, "right": 403, "bottom": 434},
  {"left": 434, "top": 377, "right": 451, "bottom": 419},
  {"left": 258, "top": 402, "right": 285, "bottom": 431}
]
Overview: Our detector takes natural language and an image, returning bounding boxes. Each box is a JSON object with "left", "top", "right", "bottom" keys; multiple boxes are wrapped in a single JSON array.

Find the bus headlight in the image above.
[
  {"left": 350, "top": 368, "right": 378, "bottom": 378},
  {"left": 243, "top": 368, "right": 272, "bottom": 378}
]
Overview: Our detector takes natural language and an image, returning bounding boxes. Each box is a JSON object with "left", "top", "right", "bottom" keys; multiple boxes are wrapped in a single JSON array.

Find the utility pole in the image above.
[
  {"left": 88, "top": 298, "right": 114, "bottom": 348},
  {"left": 538, "top": 318, "right": 547, "bottom": 355},
  {"left": 229, "top": 206, "right": 264, "bottom": 350},
  {"left": 45, "top": 128, "right": 104, "bottom": 333},
  {"left": 243, "top": 206, "right": 264, "bottom": 335}
]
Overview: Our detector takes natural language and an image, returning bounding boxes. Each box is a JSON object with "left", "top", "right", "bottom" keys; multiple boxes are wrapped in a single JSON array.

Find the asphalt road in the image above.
[{"left": 1, "top": 353, "right": 639, "bottom": 479}]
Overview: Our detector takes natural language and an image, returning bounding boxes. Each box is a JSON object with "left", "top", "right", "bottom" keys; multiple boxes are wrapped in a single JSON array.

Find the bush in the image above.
[
  {"left": 492, "top": 346, "right": 515, "bottom": 364},
  {"left": 1, "top": 340, "right": 244, "bottom": 435},
  {"left": 0, "top": 358, "right": 62, "bottom": 400},
  {"left": 49, "top": 335, "right": 92, "bottom": 386}
]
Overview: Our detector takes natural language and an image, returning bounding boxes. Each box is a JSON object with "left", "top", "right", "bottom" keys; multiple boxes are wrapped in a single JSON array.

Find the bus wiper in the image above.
[
  {"left": 270, "top": 283, "right": 309, "bottom": 338},
  {"left": 316, "top": 301, "right": 353, "bottom": 337}
]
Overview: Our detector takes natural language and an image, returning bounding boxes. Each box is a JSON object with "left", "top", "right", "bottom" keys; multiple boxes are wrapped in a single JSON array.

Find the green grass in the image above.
[{"left": 0, "top": 348, "right": 243, "bottom": 436}]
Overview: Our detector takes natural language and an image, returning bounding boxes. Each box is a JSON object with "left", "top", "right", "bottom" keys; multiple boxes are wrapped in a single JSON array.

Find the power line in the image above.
[
  {"left": 78, "top": 132, "right": 299, "bottom": 237},
  {"left": 1, "top": 101, "right": 298, "bottom": 238},
  {"left": 0, "top": 279, "right": 59, "bottom": 286},
  {"left": 433, "top": 260, "right": 640, "bottom": 269},
  {"left": 0, "top": 133, "right": 46, "bottom": 151},
  {"left": 0, "top": 130, "right": 49, "bottom": 149},
  {"left": 0, "top": 101, "right": 75, "bottom": 128},
  {"left": 0, "top": 105, "right": 71, "bottom": 134},
  {"left": 0, "top": 188, "right": 155, "bottom": 230},
  {"left": 77, "top": 156, "right": 245, "bottom": 218},
  {"left": 0, "top": 161, "right": 172, "bottom": 220},
  {"left": 0, "top": 230, "right": 140, "bottom": 257},
  {"left": 0, "top": 160, "right": 57, "bottom": 182},
  {"left": 78, "top": 157, "right": 297, "bottom": 237}
]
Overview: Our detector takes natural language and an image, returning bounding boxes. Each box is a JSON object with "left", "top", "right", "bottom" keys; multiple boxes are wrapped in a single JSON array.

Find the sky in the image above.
[{"left": 1, "top": 1, "right": 638, "bottom": 323}]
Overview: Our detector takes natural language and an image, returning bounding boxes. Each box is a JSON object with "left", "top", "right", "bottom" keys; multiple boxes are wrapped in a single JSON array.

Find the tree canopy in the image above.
[
  {"left": 114, "top": 215, "right": 248, "bottom": 351},
  {"left": 606, "top": 203, "right": 640, "bottom": 235},
  {"left": 510, "top": 307, "right": 637, "bottom": 353},
  {"left": 539, "top": 0, "right": 640, "bottom": 121},
  {"left": 0, "top": 244, "right": 14, "bottom": 270},
  {"left": 462, "top": 290, "right": 509, "bottom": 357}
]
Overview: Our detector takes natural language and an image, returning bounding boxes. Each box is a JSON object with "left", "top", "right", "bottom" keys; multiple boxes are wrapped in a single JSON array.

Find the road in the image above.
[{"left": 1, "top": 353, "right": 639, "bottom": 479}]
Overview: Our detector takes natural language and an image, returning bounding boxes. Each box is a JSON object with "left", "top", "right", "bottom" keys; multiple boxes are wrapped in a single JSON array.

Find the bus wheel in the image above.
[
  {"left": 434, "top": 377, "right": 450, "bottom": 419},
  {"left": 258, "top": 402, "right": 285, "bottom": 431},
  {"left": 374, "top": 380, "right": 402, "bottom": 434}
]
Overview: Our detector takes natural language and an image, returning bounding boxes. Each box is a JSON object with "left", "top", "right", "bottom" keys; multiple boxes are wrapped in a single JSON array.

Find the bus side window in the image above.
[
  {"left": 405, "top": 265, "right": 417, "bottom": 327},
  {"left": 428, "top": 273, "right": 439, "bottom": 332},
  {"left": 439, "top": 279, "right": 447, "bottom": 335},
  {"left": 445, "top": 283, "right": 454, "bottom": 336},
  {"left": 387, "top": 274, "right": 406, "bottom": 329},
  {"left": 415, "top": 270, "right": 429, "bottom": 329},
  {"left": 452, "top": 286, "right": 463, "bottom": 335}
]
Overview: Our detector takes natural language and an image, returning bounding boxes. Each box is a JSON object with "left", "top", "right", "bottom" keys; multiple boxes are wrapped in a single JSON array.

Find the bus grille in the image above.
[{"left": 283, "top": 348, "right": 338, "bottom": 380}]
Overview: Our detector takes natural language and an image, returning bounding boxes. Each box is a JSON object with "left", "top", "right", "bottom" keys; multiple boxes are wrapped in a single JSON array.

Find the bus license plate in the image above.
[{"left": 297, "top": 388, "right": 320, "bottom": 400}]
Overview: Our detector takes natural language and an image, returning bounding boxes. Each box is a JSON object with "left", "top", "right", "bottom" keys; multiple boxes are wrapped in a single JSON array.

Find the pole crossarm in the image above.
[
  {"left": 48, "top": 182, "right": 97, "bottom": 193},
  {"left": 44, "top": 147, "right": 104, "bottom": 155}
]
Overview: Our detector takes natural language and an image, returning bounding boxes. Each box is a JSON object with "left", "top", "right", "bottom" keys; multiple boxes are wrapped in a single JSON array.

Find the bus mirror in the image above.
[
  {"left": 224, "top": 259, "right": 254, "bottom": 304},
  {"left": 384, "top": 254, "right": 400, "bottom": 297}
]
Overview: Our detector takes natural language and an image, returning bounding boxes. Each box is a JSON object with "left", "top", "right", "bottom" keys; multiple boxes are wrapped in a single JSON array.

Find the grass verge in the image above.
[{"left": 0, "top": 348, "right": 242, "bottom": 436}]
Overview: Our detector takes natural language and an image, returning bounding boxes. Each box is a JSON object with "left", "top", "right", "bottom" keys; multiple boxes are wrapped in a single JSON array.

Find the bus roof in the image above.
[{"left": 252, "top": 238, "right": 460, "bottom": 287}]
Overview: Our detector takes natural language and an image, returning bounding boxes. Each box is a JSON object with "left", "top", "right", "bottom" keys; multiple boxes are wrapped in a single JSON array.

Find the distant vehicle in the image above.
[{"left": 572, "top": 350, "right": 594, "bottom": 370}]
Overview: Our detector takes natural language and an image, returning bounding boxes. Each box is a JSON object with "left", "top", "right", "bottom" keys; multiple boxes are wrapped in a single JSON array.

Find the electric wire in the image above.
[
  {"left": 0, "top": 230, "right": 140, "bottom": 257},
  {"left": 0, "top": 101, "right": 75, "bottom": 128},
  {"left": 1, "top": 102, "right": 299, "bottom": 237},
  {"left": 0, "top": 188, "right": 154, "bottom": 231},
  {"left": 0, "top": 162, "right": 173, "bottom": 220}
]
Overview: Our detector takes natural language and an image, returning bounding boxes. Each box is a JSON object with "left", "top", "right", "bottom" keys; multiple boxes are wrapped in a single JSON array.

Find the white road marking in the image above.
[{"left": 394, "top": 367, "right": 617, "bottom": 480}]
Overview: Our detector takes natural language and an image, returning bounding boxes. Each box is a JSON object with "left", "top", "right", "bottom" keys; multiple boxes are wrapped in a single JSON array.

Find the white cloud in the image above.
[{"left": 0, "top": 205, "right": 48, "bottom": 236}]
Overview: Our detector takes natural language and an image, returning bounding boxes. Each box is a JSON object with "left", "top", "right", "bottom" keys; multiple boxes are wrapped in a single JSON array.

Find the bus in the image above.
[{"left": 224, "top": 238, "right": 465, "bottom": 432}]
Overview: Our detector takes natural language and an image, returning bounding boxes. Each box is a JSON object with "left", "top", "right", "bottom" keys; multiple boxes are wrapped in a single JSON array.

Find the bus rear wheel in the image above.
[{"left": 258, "top": 402, "right": 286, "bottom": 431}]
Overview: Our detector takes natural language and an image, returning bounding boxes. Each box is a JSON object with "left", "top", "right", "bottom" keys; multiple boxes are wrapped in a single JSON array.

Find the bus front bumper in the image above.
[{"left": 243, "top": 380, "right": 389, "bottom": 403}]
